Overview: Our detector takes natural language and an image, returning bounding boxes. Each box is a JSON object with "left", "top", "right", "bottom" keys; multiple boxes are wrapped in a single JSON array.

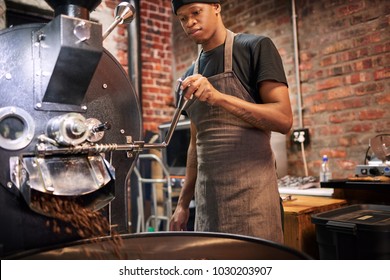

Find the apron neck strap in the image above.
[{"left": 224, "top": 29, "right": 235, "bottom": 72}]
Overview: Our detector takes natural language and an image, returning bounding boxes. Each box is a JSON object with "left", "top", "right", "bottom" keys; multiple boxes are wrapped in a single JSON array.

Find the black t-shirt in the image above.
[{"left": 183, "top": 33, "right": 288, "bottom": 104}]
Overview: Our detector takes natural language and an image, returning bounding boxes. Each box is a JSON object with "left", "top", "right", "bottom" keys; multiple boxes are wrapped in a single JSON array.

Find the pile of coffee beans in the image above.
[{"left": 32, "top": 193, "right": 127, "bottom": 259}]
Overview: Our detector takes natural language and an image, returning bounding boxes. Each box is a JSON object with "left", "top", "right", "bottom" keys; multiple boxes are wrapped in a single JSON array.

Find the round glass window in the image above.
[{"left": 0, "top": 107, "right": 35, "bottom": 150}]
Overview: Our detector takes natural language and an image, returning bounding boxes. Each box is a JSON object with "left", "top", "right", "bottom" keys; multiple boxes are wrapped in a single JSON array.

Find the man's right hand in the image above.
[{"left": 169, "top": 205, "right": 190, "bottom": 231}]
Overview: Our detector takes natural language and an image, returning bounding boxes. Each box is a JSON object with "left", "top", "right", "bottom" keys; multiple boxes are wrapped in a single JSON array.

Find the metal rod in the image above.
[
  {"left": 292, "top": 0, "right": 303, "bottom": 128},
  {"left": 102, "top": 17, "right": 122, "bottom": 40}
]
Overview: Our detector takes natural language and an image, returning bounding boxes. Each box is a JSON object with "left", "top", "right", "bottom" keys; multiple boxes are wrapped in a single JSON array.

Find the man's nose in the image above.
[{"left": 185, "top": 17, "right": 197, "bottom": 27}]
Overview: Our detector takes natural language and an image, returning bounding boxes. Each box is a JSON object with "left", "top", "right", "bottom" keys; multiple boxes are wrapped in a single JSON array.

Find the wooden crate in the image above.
[{"left": 282, "top": 195, "right": 347, "bottom": 259}]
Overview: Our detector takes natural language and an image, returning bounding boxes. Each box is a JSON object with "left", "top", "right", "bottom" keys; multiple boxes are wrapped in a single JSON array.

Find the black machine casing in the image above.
[{"left": 0, "top": 3, "right": 142, "bottom": 257}]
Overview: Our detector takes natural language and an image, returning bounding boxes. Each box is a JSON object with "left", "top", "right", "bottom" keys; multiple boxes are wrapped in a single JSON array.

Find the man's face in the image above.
[{"left": 176, "top": 3, "right": 220, "bottom": 44}]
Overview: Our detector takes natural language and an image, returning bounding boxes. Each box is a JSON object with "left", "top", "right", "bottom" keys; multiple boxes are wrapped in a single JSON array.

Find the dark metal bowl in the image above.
[{"left": 8, "top": 232, "right": 311, "bottom": 260}]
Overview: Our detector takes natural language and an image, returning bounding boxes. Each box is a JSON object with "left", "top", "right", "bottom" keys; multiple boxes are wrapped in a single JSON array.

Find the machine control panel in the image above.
[{"left": 355, "top": 165, "right": 390, "bottom": 177}]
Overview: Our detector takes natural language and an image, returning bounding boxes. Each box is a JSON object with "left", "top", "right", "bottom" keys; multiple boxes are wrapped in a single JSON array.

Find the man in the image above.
[{"left": 169, "top": 0, "right": 293, "bottom": 243}]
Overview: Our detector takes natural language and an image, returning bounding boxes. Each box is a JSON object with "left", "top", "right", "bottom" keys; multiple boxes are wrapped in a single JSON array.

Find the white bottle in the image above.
[{"left": 320, "top": 155, "right": 332, "bottom": 182}]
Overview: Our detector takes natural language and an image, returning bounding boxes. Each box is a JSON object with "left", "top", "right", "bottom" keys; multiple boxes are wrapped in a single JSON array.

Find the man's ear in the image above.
[{"left": 212, "top": 3, "right": 221, "bottom": 13}]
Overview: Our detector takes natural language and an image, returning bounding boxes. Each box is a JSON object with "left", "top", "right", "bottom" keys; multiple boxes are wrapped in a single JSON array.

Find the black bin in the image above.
[{"left": 311, "top": 204, "right": 390, "bottom": 259}]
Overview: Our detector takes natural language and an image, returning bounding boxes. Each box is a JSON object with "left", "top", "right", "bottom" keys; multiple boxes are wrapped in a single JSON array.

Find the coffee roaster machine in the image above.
[{"left": 0, "top": 0, "right": 189, "bottom": 258}]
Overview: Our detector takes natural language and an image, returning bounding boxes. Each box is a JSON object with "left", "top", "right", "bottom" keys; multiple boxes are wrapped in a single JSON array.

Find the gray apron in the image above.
[{"left": 186, "top": 30, "right": 283, "bottom": 243}]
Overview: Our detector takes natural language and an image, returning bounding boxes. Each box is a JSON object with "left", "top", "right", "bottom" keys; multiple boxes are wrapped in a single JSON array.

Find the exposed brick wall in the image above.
[
  {"left": 168, "top": 0, "right": 390, "bottom": 179},
  {"left": 139, "top": 0, "right": 175, "bottom": 133},
  {"left": 289, "top": 0, "right": 390, "bottom": 178},
  {"left": 79, "top": 0, "right": 390, "bottom": 179}
]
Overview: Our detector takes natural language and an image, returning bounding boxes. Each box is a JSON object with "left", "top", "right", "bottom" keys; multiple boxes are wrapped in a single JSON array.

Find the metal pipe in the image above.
[
  {"left": 292, "top": 0, "right": 308, "bottom": 176},
  {"left": 292, "top": 0, "right": 303, "bottom": 128},
  {"left": 127, "top": 0, "right": 142, "bottom": 99}
]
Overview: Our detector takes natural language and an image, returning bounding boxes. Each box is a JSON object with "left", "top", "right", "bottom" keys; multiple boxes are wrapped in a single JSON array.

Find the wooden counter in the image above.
[{"left": 282, "top": 195, "right": 347, "bottom": 259}]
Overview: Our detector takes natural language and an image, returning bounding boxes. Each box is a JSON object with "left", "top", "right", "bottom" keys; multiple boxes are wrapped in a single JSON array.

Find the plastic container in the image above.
[
  {"left": 311, "top": 204, "right": 390, "bottom": 259},
  {"left": 319, "top": 154, "right": 332, "bottom": 182}
]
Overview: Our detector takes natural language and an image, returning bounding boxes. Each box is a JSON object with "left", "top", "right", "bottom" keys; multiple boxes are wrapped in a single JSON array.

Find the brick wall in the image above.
[
  {"left": 166, "top": 0, "right": 390, "bottom": 179},
  {"left": 89, "top": 0, "right": 390, "bottom": 179},
  {"left": 6, "top": 1, "right": 387, "bottom": 178},
  {"left": 107, "top": 0, "right": 389, "bottom": 179},
  {"left": 288, "top": 0, "right": 389, "bottom": 178},
  {"left": 139, "top": 0, "right": 175, "bottom": 132}
]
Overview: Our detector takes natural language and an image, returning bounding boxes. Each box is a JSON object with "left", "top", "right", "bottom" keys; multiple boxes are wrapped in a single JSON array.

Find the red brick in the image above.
[
  {"left": 327, "top": 87, "right": 353, "bottom": 100},
  {"left": 374, "top": 68, "right": 390, "bottom": 80},
  {"left": 319, "top": 125, "right": 344, "bottom": 136},
  {"left": 372, "top": 42, "right": 390, "bottom": 54},
  {"left": 338, "top": 160, "right": 358, "bottom": 171},
  {"left": 329, "top": 112, "right": 356, "bottom": 124},
  {"left": 376, "top": 94, "right": 390, "bottom": 105},
  {"left": 344, "top": 72, "right": 372, "bottom": 84},
  {"left": 350, "top": 123, "right": 374, "bottom": 132},
  {"left": 338, "top": 3, "right": 365, "bottom": 16},
  {"left": 354, "top": 83, "right": 384, "bottom": 96},
  {"left": 358, "top": 109, "right": 387, "bottom": 121},
  {"left": 320, "top": 56, "right": 337, "bottom": 67},
  {"left": 316, "top": 77, "right": 343, "bottom": 91},
  {"left": 353, "top": 59, "right": 373, "bottom": 71}
]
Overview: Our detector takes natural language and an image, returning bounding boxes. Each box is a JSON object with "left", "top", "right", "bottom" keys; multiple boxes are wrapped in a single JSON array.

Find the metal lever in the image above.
[
  {"left": 161, "top": 78, "right": 190, "bottom": 146},
  {"left": 103, "top": 2, "right": 136, "bottom": 40}
]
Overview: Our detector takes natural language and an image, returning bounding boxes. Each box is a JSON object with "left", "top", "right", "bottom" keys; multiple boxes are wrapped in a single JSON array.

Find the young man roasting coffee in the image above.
[{"left": 169, "top": 0, "right": 293, "bottom": 243}]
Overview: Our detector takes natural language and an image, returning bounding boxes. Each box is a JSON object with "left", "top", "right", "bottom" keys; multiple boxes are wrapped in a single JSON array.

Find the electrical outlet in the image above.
[{"left": 292, "top": 128, "right": 310, "bottom": 146}]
